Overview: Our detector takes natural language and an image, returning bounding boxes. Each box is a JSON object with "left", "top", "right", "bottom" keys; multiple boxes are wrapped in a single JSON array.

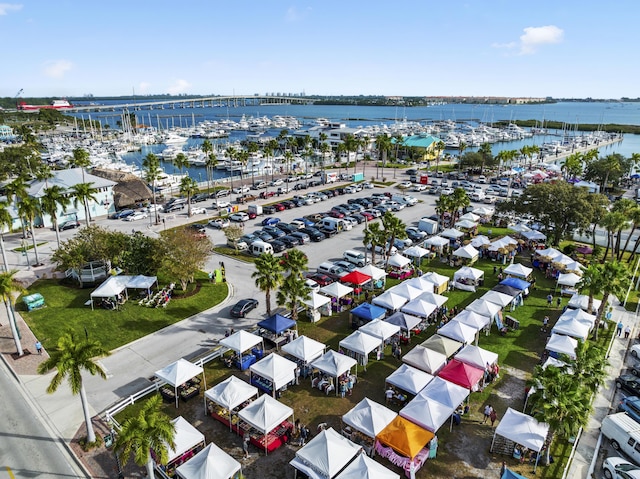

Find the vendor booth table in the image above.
[
  {"left": 249, "top": 353, "right": 297, "bottom": 397},
  {"left": 238, "top": 394, "right": 294, "bottom": 454},
  {"left": 310, "top": 350, "right": 358, "bottom": 396},
  {"left": 205, "top": 376, "right": 258, "bottom": 430},
  {"left": 257, "top": 314, "right": 297, "bottom": 350},
  {"left": 219, "top": 330, "right": 265, "bottom": 370},
  {"left": 155, "top": 359, "right": 205, "bottom": 408}
]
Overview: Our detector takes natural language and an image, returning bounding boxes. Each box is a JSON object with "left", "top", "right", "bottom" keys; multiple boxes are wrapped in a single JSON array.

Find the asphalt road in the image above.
[{"left": 0, "top": 361, "right": 85, "bottom": 479}]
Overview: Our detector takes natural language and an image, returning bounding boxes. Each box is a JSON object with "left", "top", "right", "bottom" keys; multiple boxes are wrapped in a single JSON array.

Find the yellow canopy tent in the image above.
[{"left": 375, "top": 416, "right": 434, "bottom": 459}]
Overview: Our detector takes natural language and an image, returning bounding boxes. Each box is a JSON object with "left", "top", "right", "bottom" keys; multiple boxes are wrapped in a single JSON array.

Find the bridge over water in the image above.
[{"left": 68, "top": 95, "right": 314, "bottom": 112}]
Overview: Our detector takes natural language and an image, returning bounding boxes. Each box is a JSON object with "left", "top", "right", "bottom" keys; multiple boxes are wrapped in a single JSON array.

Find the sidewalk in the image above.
[{"left": 565, "top": 298, "right": 637, "bottom": 479}]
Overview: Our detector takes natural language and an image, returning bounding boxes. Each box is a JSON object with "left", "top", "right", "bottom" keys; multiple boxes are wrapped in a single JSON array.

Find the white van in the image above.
[
  {"left": 343, "top": 249, "right": 369, "bottom": 267},
  {"left": 321, "top": 217, "right": 345, "bottom": 233},
  {"left": 250, "top": 240, "right": 274, "bottom": 257},
  {"left": 317, "top": 262, "right": 348, "bottom": 279},
  {"left": 392, "top": 194, "right": 418, "bottom": 207},
  {"left": 601, "top": 412, "right": 640, "bottom": 462}
]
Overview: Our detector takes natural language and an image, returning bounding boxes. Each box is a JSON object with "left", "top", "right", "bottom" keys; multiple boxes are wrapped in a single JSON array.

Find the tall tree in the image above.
[
  {"left": 0, "top": 201, "right": 14, "bottom": 271},
  {"left": 156, "top": 228, "right": 212, "bottom": 290},
  {"left": 622, "top": 206, "right": 640, "bottom": 261},
  {"left": 595, "top": 261, "right": 630, "bottom": 334},
  {"left": 204, "top": 152, "right": 218, "bottom": 194},
  {"left": 456, "top": 141, "right": 467, "bottom": 172},
  {"left": 143, "top": 153, "right": 162, "bottom": 224},
  {"left": 280, "top": 248, "right": 308, "bottom": 278},
  {"left": 343, "top": 134, "right": 358, "bottom": 173},
  {"left": 478, "top": 142, "right": 493, "bottom": 174},
  {"left": 449, "top": 187, "right": 470, "bottom": 223},
  {"left": 69, "top": 147, "right": 91, "bottom": 183},
  {"left": 276, "top": 274, "right": 310, "bottom": 321},
  {"left": 363, "top": 221, "right": 384, "bottom": 264},
  {"left": 252, "top": 253, "right": 283, "bottom": 317},
  {"left": 70, "top": 182, "right": 99, "bottom": 227},
  {"left": 173, "top": 152, "right": 189, "bottom": 177},
  {"left": 37, "top": 332, "right": 110, "bottom": 444},
  {"left": 381, "top": 211, "right": 407, "bottom": 268},
  {"left": 179, "top": 176, "right": 199, "bottom": 217},
  {"left": 40, "top": 185, "right": 71, "bottom": 248},
  {"left": 0, "top": 270, "right": 26, "bottom": 356},
  {"left": 114, "top": 395, "right": 176, "bottom": 479},
  {"left": 576, "top": 263, "right": 603, "bottom": 316},
  {"left": 16, "top": 195, "right": 42, "bottom": 265}
]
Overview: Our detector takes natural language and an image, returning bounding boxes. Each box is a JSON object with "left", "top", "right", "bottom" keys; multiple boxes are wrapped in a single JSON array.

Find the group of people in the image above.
[
  {"left": 483, "top": 404, "right": 499, "bottom": 427},
  {"left": 617, "top": 320, "right": 632, "bottom": 339}
]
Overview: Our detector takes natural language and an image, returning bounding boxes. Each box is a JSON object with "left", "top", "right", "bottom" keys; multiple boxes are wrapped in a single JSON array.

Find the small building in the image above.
[{"left": 0, "top": 125, "right": 15, "bottom": 140}]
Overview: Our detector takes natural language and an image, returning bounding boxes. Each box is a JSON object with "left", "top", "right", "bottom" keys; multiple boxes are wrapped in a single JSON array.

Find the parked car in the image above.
[
  {"left": 164, "top": 203, "right": 185, "bottom": 213},
  {"left": 618, "top": 396, "right": 640, "bottom": 424},
  {"left": 630, "top": 344, "right": 640, "bottom": 359},
  {"left": 261, "top": 217, "right": 281, "bottom": 226},
  {"left": 616, "top": 374, "right": 640, "bottom": 396},
  {"left": 111, "top": 209, "right": 135, "bottom": 219},
  {"left": 272, "top": 203, "right": 286, "bottom": 212},
  {"left": 268, "top": 239, "right": 287, "bottom": 253},
  {"left": 187, "top": 223, "right": 207, "bottom": 238},
  {"left": 280, "top": 235, "right": 301, "bottom": 248},
  {"left": 215, "top": 201, "right": 232, "bottom": 209},
  {"left": 251, "top": 181, "right": 268, "bottom": 190},
  {"left": 334, "top": 260, "right": 357, "bottom": 273},
  {"left": 362, "top": 182, "right": 374, "bottom": 189},
  {"left": 270, "top": 178, "right": 283, "bottom": 186},
  {"left": 276, "top": 222, "right": 299, "bottom": 234},
  {"left": 232, "top": 185, "right": 250, "bottom": 194},
  {"left": 603, "top": 456, "right": 640, "bottom": 479},
  {"left": 413, "top": 184, "right": 427, "bottom": 192},
  {"left": 291, "top": 231, "right": 311, "bottom": 244},
  {"left": 399, "top": 181, "right": 412, "bottom": 188},
  {"left": 305, "top": 278, "right": 321, "bottom": 293},
  {"left": 263, "top": 226, "right": 285, "bottom": 238},
  {"left": 191, "top": 193, "right": 210, "bottom": 203},
  {"left": 215, "top": 189, "right": 231, "bottom": 197},
  {"left": 208, "top": 218, "right": 230, "bottom": 229},
  {"left": 255, "top": 230, "right": 274, "bottom": 242},
  {"left": 229, "top": 212, "right": 249, "bottom": 222},
  {"left": 406, "top": 227, "right": 427, "bottom": 242},
  {"left": 124, "top": 211, "right": 148, "bottom": 221},
  {"left": 300, "top": 227, "right": 326, "bottom": 242},
  {"left": 59, "top": 219, "right": 81, "bottom": 231},
  {"left": 190, "top": 206, "right": 207, "bottom": 215},
  {"left": 230, "top": 298, "right": 259, "bottom": 318},
  {"left": 306, "top": 273, "right": 334, "bottom": 287}
]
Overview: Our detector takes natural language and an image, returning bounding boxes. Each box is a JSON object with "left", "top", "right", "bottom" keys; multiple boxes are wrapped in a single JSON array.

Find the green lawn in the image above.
[{"left": 20, "top": 272, "right": 228, "bottom": 351}]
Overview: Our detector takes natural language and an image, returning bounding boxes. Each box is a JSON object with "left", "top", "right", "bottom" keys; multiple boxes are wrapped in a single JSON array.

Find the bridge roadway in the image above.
[{"left": 67, "top": 95, "right": 314, "bottom": 112}]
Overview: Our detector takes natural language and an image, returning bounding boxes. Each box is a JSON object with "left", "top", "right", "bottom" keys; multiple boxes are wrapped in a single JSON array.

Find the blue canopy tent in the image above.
[
  {"left": 500, "top": 277, "right": 531, "bottom": 291},
  {"left": 501, "top": 468, "right": 528, "bottom": 479},
  {"left": 257, "top": 314, "right": 297, "bottom": 334},
  {"left": 350, "top": 303, "right": 387, "bottom": 329}
]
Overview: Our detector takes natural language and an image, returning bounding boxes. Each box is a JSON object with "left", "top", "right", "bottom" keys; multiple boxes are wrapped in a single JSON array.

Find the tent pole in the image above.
[
  {"left": 490, "top": 430, "right": 496, "bottom": 452},
  {"left": 175, "top": 386, "right": 178, "bottom": 408}
]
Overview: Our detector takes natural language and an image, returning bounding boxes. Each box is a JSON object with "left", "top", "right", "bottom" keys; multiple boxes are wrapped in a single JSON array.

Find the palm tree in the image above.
[
  {"left": 69, "top": 147, "right": 91, "bottom": 182},
  {"left": 600, "top": 211, "right": 627, "bottom": 262},
  {"left": 363, "top": 221, "right": 384, "bottom": 265},
  {"left": 17, "top": 195, "right": 42, "bottom": 265},
  {"left": 612, "top": 199, "right": 637, "bottom": 260},
  {"left": 179, "top": 176, "right": 199, "bottom": 217},
  {"left": 457, "top": 141, "right": 467, "bottom": 172},
  {"left": 343, "top": 134, "right": 358, "bottom": 173},
  {"left": 449, "top": 187, "right": 471, "bottom": 223},
  {"left": 276, "top": 275, "right": 310, "bottom": 321},
  {"left": 204, "top": 152, "right": 218, "bottom": 194},
  {"left": 595, "top": 260, "right": 630, "bottom": 330},
  {"left": 225, "top": 146, "right": 237, "bottom": 191},
  {"left": 433, "top": 140, "right": 445, "bottom": 173},
  {"left": 435, "top": 194, "right": 454, "bottom": 226},
  {"left": 70, "top": 182, "right": 99, "bottom": 227},
  {"left": 381, "top": 211, "right": 407, "bottom": 268},
  {"left": 173, "top": 152, "right": 189, "bottom": 177},
  {"left": 252, "top": 253, "right": 283, "bottom": 317},
  {"left": 0, "top": 270, "right": 26, "bottom": 356},
  {"left": 561, "top": 153, "right": 584, "bottom": 180},
  {"left": 114, "top": 395, "right": 176, "bottom": 479},
  {"left": 478, "top": 142, "right": 492, "bottom": 174},
  {"left": 335, "top": 144, "right": 346, "bottom": 177},
  {"left": 283, "top": 151, "right": 294, "bottom": 177},
  {"left": 571, "top": 340, "right": 608, "bottom": 393},
  {"left": 0, "top": 201, "right": 14, "bottom": 271},
  {"left": 142, "top": 153, "right": 162, "bottom": 224},
  {"left": 41, "top": 185, "right": 71, "bottom": 248},
  {"left": 37, "top": 331, "right": 110, "bottom": 444},
  {"left": 375, "top": 134, "right": 392, "bottom": 178},
  {"left": 576, "top": 263, "right": 602, "bottom": 316},
  {"left": 280, "top": 248, "right": 308, "bottom": 278}
]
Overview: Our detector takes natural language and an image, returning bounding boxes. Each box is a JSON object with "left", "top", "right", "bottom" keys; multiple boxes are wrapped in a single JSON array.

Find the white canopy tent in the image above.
[
  {"left": 89, "top": 274, "right": 158, "bottom": 308},
  {"left": 536, "top": 247, "right": 563, "bottom": 260},
  {"left": 452, "top": 310, "right": 491, "bottom": 330},
  {"left": 452, "top": 244, "right": 479, "bottom": 262},
  {"left": 481, "top": 290, "right": 514, "bottom": 308},
  {"left": 557, "top": 272, "right": 582, "bottom": 287},
  {"left": 454, "top": 219, "right": 478, "bottom": 230},
  {"left": 470, "top": 235, "right": 491, "bottom": 248},
  {"left": 238, "top": 394, "right": 294, "bottom": 453},
  {"left": 545, "top": 333, "right": 578, "bottom": 359},
  {"left": 459, "top": 212, "right": 480, "bottom": 222},
  {"left": 250, "top": 353, "right": 297, "bottom": 397},
  {"left": 387, "top": 254, "right": 412, "bottom": 269},
  {"left": 334, "top": 452, "right": 399, "bottom": 479},
  {"left": 385, "top": 312, "right": 423, "bottom": 334},
  {"left": 465, "top": 299, "right": 501, "bottom": 320},
  {"left": 402, "top": 345, "right": 448, "bottom": 375},
  {"left": 400, "top": 392, "right": 455, "bottom": 433},
  {"left": 204, "top": 376, "right": 258, "bottom": 421},
  {"left": 561, "top": 260, "right": 584, "bottom": 273},
  {"left": 373, "top": 291, "right": 409, "bottom": 311},
  {"left": 421, "top": 272, "right": 449, "bottom": 294},
  {"left": 420, "top": 376, "right": 469, "bottom": 410},
  {"left": 155, "top": 359, "right": 205, "bottom": 408},
  {"left": 417, "top": 291, "right": 448, "bottom": 307},
  {"left": 355, "top": 264, "right": 387, "bottom": 282},
  {"left": 437, "top": 320, "right": 478, "bottom": 344},
  {"left": 559, "top": 308, "right": 596, "bottom": 327},
  {"left": 386, "top": 363, "right": 434, "bottom": 396},
  {"left": 472, "top": 206, "right": 494, "bottom": 216},
  {"left": 404, "top": 276, "right": 435, "bottom": 293},
  {"left": 342, "top": 398, "right": 397, "bottom": 440},
  {"left": 424, "top": 236, "right": 450, "bottom": 248},
  {"left": 420, "top": 334, "right": 463, "bottom": 358},
  {"left": 166, "top": 416, "right": 206, "bottom": 467},
  {"left": 491, "top": 408, "right": 550, "bottom": 472},
  {"left": 454, "top": 344, "right": 499, "bottom": 371},
  {"left": 339, "top": 331, "right": 382, "bottom": 368},
  {"left": 508, "top": 223, "right": 531, "bottom": 234},
  {"left": 567, "top": 293, "right": 601, "bottom": 313},
  {"left": 310, "top": 351, "right": 358, "bottom": 396},
  {"left": 220, "top": 330, "right": 264, "bottom": 356},
  {"left": 453, "top": 266, "right": 484, "bottom": 283},
  {"left": 358, "top": 319, "right": 401, "bottom": 344},
  {"left": 403, "top": 245, "right": 430, "bottom": 259},
  {"left": 175, "top": 443, "right": 241, "bottom": 479},
  {"left": 303, "top": 292, "right": 332, "bottom": 309},
  {"left": 290, "top": 428, "right": 362, "bottom": 479},
  {"left": 401, "top": 298, "right": 438, "bottom": 319},
  {"left": 440, "top": 228, "right": 465, "bottom": 240},
  {"left": 320, "top": 282, "right": 354, "bottom": 299},
  {"left": 388, "top": 283, "right": 423, "bottom": 301},
  {"left": 551, "top": 317, "right": 591, "bottom": 340},
  {"left": 503, "top": 263, "right": 533, "bottom": 279},
  {"left": 282, "top": 335, "right": 326, "bottom": 364},
  {"left": 522, "top": 230, "right": 547, "bottom": 241}
]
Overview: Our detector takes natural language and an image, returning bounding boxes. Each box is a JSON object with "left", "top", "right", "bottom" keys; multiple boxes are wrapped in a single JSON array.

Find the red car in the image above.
[
  {"left": 273, "top": 203, "right": 286, "bottom": 211},
  {"left": 329, "top": 210, "right": 345, "bottom": 219},
  {"left": 247, "top": 212, "right": 257, "bottom": 219},
  {"left": 306, "top": 273, "right": 334, "bottom": 287},
  {"left": 360, "top": 211, "right": 375, "bottom": 221}
]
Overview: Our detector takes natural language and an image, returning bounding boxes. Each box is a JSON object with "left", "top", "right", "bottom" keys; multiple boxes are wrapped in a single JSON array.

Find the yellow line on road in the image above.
[{"left": 5, "top": 467, "right": 16, "bottom": 479}]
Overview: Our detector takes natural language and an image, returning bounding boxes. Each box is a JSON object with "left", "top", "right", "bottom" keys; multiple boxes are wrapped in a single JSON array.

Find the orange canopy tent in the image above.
[{"left": 376, "top": 416, "right": 434, "bottom": 459}]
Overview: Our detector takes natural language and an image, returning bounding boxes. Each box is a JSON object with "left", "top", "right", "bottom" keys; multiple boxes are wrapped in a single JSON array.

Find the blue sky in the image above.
[{"left": 2, "top": 1, "right": 639, "bottom": 99}]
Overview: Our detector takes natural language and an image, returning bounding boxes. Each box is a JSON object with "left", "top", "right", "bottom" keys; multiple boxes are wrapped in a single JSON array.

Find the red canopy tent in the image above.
[
  {"left": 340, "top": 271, "right": 372, "bottom": 296},
  {"left": 437, "top": 359, "right": 484, "bottom": 391}
]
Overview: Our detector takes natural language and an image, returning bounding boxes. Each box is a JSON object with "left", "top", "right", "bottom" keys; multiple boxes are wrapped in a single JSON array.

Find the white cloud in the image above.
[
  {"left": 43, "top": 59, "right": 72, "bottom": 78},
  {"left": 0, "top": 3, "right": 22, "bottom": 15},
  {"left": 520, "top": 25, "right": 564, "bottom": 54},
  {"left": 138, "top": 82, "right": 151, "bottom": 94},
  {"left": 285, "top": 6, "right": 311, "bottom": 22},
  {"left": 166, "top": 79, "right": 191, "bottom": 95},
  {"left": 492, "top": 25, "right": 564, "bottom": 55}
]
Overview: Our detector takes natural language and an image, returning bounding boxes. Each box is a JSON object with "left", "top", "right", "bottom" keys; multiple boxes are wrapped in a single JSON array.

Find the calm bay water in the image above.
[{"left": 70, "top": 100, "right": 640, "bottom": 177}]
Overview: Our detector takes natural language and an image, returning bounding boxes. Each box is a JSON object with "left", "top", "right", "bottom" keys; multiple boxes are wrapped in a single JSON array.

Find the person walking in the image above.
[
  {"left": 35, "top": 341, "right": 42, "bottom": 355},
  {"left": 556, "top": 297, "right": 561, "bottom": 309},
  {"left": 618, "top": 321, "right": 624, "bottom": 337},
  {"left": 546, "top": 293, "right": 553, "bottom": 307},
  {"left": 386, "top": 387, "right": 395, "bottom": 405},
  {"left": 490, "top": 409, "right": 498, "bottom": 427},
  {"left": 242, "top": 432, "right": 250, "bottom": 459},
  {"left": 299, "top": 424, "right": 309, "bottom": 446},
  {"left": 625, "top": 325, "right": 632, "bottom": 339},
  {"left": 500, "top": 460, "right": 507, "bottom": 478},
  {"left": 483, "top": 404, "right": 492, "bottom": 424},
  {"left": 542, "top": 316, "right": 549, "bottom": 333}
]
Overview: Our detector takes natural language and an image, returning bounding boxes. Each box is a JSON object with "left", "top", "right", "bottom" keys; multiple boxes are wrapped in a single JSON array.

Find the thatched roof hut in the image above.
[{"left": 91, "top": 168, "right": 153, "bottom": 208}]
